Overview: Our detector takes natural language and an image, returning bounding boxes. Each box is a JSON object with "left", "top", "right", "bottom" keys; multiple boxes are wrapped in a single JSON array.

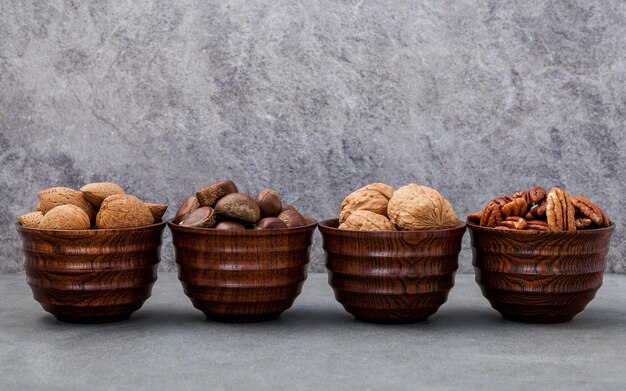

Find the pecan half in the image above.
[
  {"left": 467, "top": 211, "right": 482, "bottom": 224},
  {"left": 527, "top": 186, "right": 547, "bottom": 204},
  {"left": 575, "top": 217, "right": 593, "bottom": 230},
  {"left": 570, "top": 195, "right": 604, "bottom": 226},
  {"left": 546, "top": 188, "right": 576, "bottom": 231},
  {"left": 500, "top": 216, "right": 527, "bottom": 230},
  {"left": 530, "top": 202, "right": 547, "bottom": 218},
  {"left": 480, "top": 202, "right": 502, "bottom": 227},
  {"left": 526, "top": 220, "right": 549, "bottom": 231},
  {"left": 501, "top": 198, "right": 528, "bottom": 218},
  {"left": 524, "top": 211, "right": 534, "bottom": 220}
]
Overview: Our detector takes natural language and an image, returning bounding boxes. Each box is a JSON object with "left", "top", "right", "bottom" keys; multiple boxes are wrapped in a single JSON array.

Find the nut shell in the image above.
[
  {"left": 17, "top": 211, "right": 44, "bottom": 228},
  {"left": 214, "top": 221, "right": 247, "bottom": 230},
  {"left": 277, "top": 209, "right": 306, "bottom": 228},
  {"left": 180, "top": 206, "right": 216, "bottom": 228},
  {"left": 80, "top": 182, "right": 126, "bottom": 207},
  {"left": 38, "top": 187, "right": 95, "bottom": 221},
  {"left": 339, "top": 186, "right": 390, "bottom": 223},
  {"left": 256, "top": 217, "right": 288, "bottom": 230},
  {"left": 357, "top": 183, "right": 395, "bottom": 200},
  {"left": 96, "top": 194, "right": 154, "bottom": 229},
  {"left": 145, "top": 203, "right": 168, "bottom": 222},
  {"left": 255, "top": 189, "right": 282, "bottom": 217},
  {"left": 214, "top": 193, "right": 261, "bottom": 223},
  {"left": 388, "top": 184, "right": 457, "bottom": 230},
  {"left": 173, "top": 196, "right": 200, "bottom": 223},
  {"left": 339, "top": 210, "right": 395, "bottom": 231},
  {"left": 196, "top": 180, "right": 238, "bottom": 207},
  {"left": 39, "top": 205, "right": 90, "bottom": 230}
]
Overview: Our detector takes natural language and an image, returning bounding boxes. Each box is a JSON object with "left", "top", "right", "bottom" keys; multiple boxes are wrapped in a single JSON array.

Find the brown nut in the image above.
[
  {"left": 480, "top": 202, "right": 502, "bottom": 227},
  {"left": 357, "top": 183, "right": 395, "bottom": 200},
  {"left": 173, "top": 196, "right": 200, "bottom": 223},
  {"left": 277, "top": 209, "right": 306, "bottom": 228},
  {"left": 339, "top": 187, "right": 390, "bottom": 223},
  {"left": 501, "top": 198, "right": 528, "bottom": 219},
  {"left": 467, "top": 211, "right": 482, "bottom": 224},
  {"left": 214, "top": 221, "right": 247, "bottom": 230},
  {"left": 339, "top": 210, "right": 396, "bottom": 231},
  {"left": 546, "top": 187, "right": 576, "bottom": 231},
  {"left": 527, "top": 186, "right": 547, "bottom": 204},
  {"left": 575, "top": 217, "right": 593, "bottom": 230},
  {"left": 526, "top": 220, "right": 549, "bottom": 231},
  {"left": 499, "top": 216, "right": 527, "bottom": 230},
  {"left": 214, "top": 193, "right": 261, "bottom": 223},
  {"left": 96, "top": 194, "right": 154, "bottom": 229},
  {"left": 530, "top": 201, "right": 547, "bottom": 218},
  {"left": 39, "top": 205, "right": 90, "bottom": 230},
  {"left": 17, "top": 211, "right": 44, "bottom": 228},
  {"left": 38, "top": 187, "right": 95, "bottom": 222},
  {"left": 145, "top": 203, "right": 168, "bottom": 222},
  {"left": 281, "top": 204, "right": 296, "bottom": 212},
  {"left": 387, "top": 184, "right": 457, "bottom": 230},
  {"left": 255, "top": 189, "right": 282, "bottom": 218},
  {"left": 524, "top": 211, "right": 534, "bottom": 220},
  {"left": 196, "top": 180, "right": 238, "bottom": 207},
  {"left": 256, "top": 217, "right": 288, "bottom": 230},
  {"left": 180, "top": 206, "right": 216, "bottom": 228},
  {"left": 80, "top": 182, "right": 125, "bottom": 207},
  {"left": 569, "top": 195, "right": 605, "bottom": 226}
]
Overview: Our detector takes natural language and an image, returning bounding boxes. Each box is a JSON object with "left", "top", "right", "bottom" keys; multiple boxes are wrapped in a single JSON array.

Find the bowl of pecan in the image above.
[
  {"left": 319, "top": 183, "right": 466, "bottom": 324},
  {"left": 168, "top": 180, "right": 317, "bottom": 322},
  {"left": 467, "top": 186, "right": 614, "bottom": 323}
]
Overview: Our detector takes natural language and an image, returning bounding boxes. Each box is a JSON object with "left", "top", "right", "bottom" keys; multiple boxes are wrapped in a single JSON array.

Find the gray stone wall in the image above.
[{"left": 1, "top": 1, "right": 624, "bottom": 273}]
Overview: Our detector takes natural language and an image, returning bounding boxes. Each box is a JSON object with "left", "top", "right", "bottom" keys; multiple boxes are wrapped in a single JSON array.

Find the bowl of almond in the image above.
[
  {"left": 15, "top": 183, "right": 167, "bottom": 323},
  {"left": 167, "top": 180, "right": 317, "bottom": 323},
  {"left": 467, "top": 186, "right": 614, "bottom": 323}
]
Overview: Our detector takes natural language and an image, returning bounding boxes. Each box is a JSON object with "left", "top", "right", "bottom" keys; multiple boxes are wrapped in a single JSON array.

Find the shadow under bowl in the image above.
[
  {"left": 318, "top": 219, "right": 467, "bottom": 324},
  {"left": 16, "top": 221, "right": 166, "bottom": 324},
  {"left": 167, "top": 218, "right": 317, "bottom": 323},
  {"left": 467, "top": 221, "right": 615, "bottom": 323}
]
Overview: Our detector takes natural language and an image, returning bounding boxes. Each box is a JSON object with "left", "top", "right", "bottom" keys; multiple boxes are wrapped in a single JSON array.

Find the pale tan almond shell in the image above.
[
  {"left": 339, "top": 210, "right": 396, "bottom": 231},
  {"left": 39, "top": 205, "right": 90, "bottom": 230},
  {"left": 80, "top": 182, "right": 126, "bottom": 207},
  {"left": 17, "top": 211, "right": 44, "bottom": 228},
  {"left": 339, "top": 188, "right": 389, "bottom": 223},
  {"left": 145, "top": 203, "right": 168, "bottom": 222},
  {"left": 387, "top": 184, "right": 457, "bottom": 230},
  {"left": 37, "top": 187, "right": 95, "bottom": 222},
  {"left": 96, "top": 194, "right": 154, "bottom": 229}
]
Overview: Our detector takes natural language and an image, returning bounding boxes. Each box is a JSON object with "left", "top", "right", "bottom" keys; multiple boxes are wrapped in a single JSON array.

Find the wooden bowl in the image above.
[
  {"left": 468, "top": 222, "right": 615, "bottom": 323},
  {"left": 16, "top": 221, "right": 166, "bottom": 323},
  {"left": 168, "top": 218, "right": 317, "bottom": 323},
  {"left": 318, "top": 219, "right": 466, "bottom": 324}
]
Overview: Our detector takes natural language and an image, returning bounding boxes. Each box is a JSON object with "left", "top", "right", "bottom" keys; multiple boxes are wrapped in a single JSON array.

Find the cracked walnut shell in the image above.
[
  {"left": 387, "top": 184, "right": 457, "bottom": 230},
  {"left": 339, "top": 210, "right": 395, "bottom": 231}
]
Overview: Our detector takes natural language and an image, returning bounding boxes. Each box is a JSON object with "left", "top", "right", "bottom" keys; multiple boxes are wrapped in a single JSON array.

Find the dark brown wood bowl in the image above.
[
  {"left": 16, "top": 221, "right": 166, "bottom": 323},
  {"left": 468, "top": 221, "right": 615, "bottom": 323},
  {"left": 318, "top": 218, "right": 466, "bottom": 324},
  {"left": 167, "top": 218, "right": 317, "bottom": 323}
]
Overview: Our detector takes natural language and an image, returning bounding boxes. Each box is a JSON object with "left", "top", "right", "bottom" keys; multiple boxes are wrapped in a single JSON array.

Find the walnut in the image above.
[
  {"left": 387, "top": 184, "right": 457, "bottom": 230},
  {"left": 339, "top": 210, "right": 395, "bottom": 231},
  {"left": 339, "top": 184, "right": 392, "bottom": 223}
]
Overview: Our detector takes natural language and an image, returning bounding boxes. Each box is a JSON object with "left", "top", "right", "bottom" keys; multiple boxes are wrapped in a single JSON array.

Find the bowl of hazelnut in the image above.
[
  {"left": 167, "top": 180, "right": 317, "bottom": 323},
  {"left": 318, "top": 183, "right": 466, "bottom": 324},
  {"left": 16, "top": 183, "right": 167, "bottom": 323},
  {"left": 467, "top": 186, "right": 615, "bottom": 323}
]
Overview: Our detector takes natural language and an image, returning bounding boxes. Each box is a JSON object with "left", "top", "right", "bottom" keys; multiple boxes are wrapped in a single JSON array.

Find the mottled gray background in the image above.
[{"left": 1, "top": 0, "right": 625, "bottom": 273}]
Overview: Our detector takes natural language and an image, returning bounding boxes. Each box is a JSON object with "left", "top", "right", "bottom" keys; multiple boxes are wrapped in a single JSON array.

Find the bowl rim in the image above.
[
  {"left": 466, "top": 220, "right": 615, "bottom": 235},
  {"left": 167, "top": 217, "right": 318, "bottom": 235},
  {"left": 15, "top": 220, "right": 166, "bottom": 234},
  {"left": 318, "top": 217, "right": 466, "bottom": 236}
]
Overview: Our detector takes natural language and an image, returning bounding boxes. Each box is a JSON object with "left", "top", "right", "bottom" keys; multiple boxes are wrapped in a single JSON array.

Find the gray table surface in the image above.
[{"left": 1, "top": 273, "right": 625, "bottom": 391}]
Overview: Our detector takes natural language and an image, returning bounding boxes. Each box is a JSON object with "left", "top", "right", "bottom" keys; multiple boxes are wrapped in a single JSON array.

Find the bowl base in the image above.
[
  {"left": 500, "top": 313, "right": 575, "bottom": 324},
  {"left": 204, "top": 312, "right": 282, "bottom": 323},
  {"left": 53, "top": 313, "right": 132, "bottom": 324}
]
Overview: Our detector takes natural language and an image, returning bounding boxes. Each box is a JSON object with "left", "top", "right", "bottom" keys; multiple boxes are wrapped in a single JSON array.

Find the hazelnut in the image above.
[
  {"left": 39, "top": 205, "right": 91, "bottom": 230},
  {"left": 196, "top": 180, "right": 238, "bottom": 207},
  {"left": 277, "top": 209, "right": 306, "bottom": 228},
  {"left": 255, "top": 189, "right": 282, "bottom": 217},
  {"left": 173, "top": 195, "right": 200, "bottom": 223},
  {"left": 214, "top": 221, "right": 247, "bottom": 230},
  {"left": 256, "top": 217, "right": 288, "bottom": 230},
  {"left": 387, "top": 184, "right": 457, "bottom": 230},
  {"left": 214, "top": 193, "right": 261, "bottom": 223},
  {"left": 339, "top": 210, "right": 395, "bottom": 231},
  {"left": 180, "top": 207, "right": 216, "bottom": 228},
  {"left": 96, "top": 194, "right": 154, "bottom": 229}
]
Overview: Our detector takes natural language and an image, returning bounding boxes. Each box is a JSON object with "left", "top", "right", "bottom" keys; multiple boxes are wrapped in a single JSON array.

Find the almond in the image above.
[
  {"left": 37, "top": 187, "right": 95, "bottom": 222},
  {"left": 17, "top": 211, "right": 44, "bottom": 228},
  {"left": 145, "top": 203, "right": 168, "bottom": 222},
  {"left": 80, "top": 182, "right": 126, "bottom": 207},
  {"left": 39, "top": 205, "right": 90, "bottom": 230},
  {"left": 96, "top": 194, "right": 154, "bottom": 229}
]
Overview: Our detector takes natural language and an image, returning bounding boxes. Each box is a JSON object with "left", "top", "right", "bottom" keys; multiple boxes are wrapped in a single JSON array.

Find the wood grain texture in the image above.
[
  {"left": 468, "top": 222, "right": 615, "bottom": 323},
  {"left": 16, "top": 221, "right": 166, "bottom": 323},
  {"left": 168, "top": 218, "right": 317, "bottom": 322},
  {"left": 318, "top": 219, "right": 466, "bottom": 324}
]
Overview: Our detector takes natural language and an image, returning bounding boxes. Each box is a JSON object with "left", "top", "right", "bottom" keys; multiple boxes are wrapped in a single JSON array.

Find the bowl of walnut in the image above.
[
  {"left": 15, "top": 183, "right": 167, "bottom": 323},
  {"left": 319, "top": 183, "right": 466, "bottom": 324},
  {"left": 467, "top": 186, "right": 615, "bottom": 323},
  {"left": 167, "top": 180, "right": 317, "bottom": 323}
]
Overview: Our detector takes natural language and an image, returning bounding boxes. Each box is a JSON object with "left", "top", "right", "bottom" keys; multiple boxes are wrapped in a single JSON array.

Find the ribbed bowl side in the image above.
[
  {"left": 468, "top": 222, "right": 615, "bottom": 323},
  {"left": 168, "top": 220, "right": 317, "bottom": 323},
  {"left": 16, "top": 222, "right": 165, "bottom": 323},
  {"left": 319, "top": 219, "right": 466, "bottom": 324}
]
